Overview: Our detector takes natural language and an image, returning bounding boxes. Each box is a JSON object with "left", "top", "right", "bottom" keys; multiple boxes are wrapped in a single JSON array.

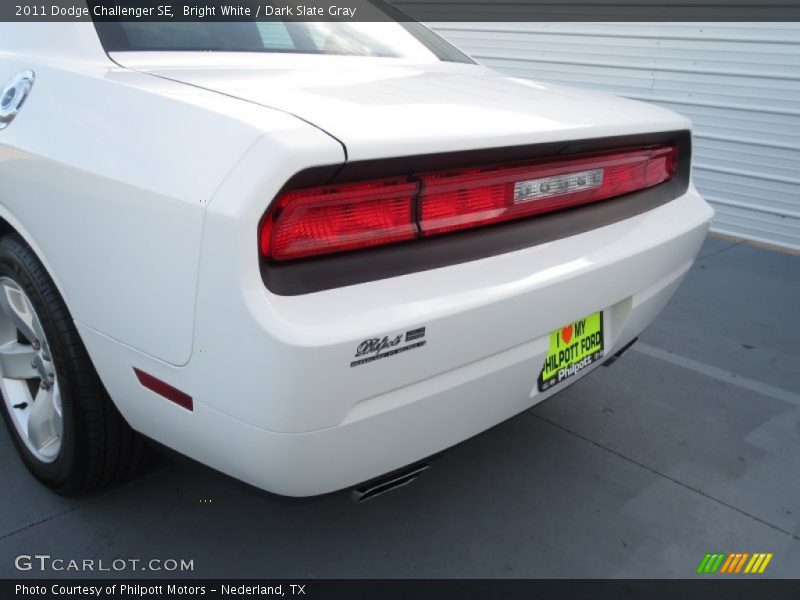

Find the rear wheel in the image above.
[{"left": 0, "top": 233, "right": 148, "bottom": 495}]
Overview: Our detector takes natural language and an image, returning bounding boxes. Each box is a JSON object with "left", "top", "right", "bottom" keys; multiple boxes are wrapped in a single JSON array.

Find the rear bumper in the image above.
[{"left": 79, "top": 188, "right": 713, "bottom": 496}]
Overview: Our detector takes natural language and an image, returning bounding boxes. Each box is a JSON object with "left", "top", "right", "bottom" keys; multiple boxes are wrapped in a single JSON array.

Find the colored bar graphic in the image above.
[
  {"left": 734, "top": 553, "right": 749, "bottom": 573},
  {"left": 759, "top": 553, "right": 773, "bottom": 573},
  {"left": 744, "top": 554, "right": 761, "bottom": 574},
  {"left": 698, "top": 553, "right": 726, "bottom": 574},
  {"left": 720, "top": 553, "right": 735, "bottom": 574},
  {"left": 712, "top": 554, "right": 726, "bottom": 573},
  {"left": 720, "top": 554, "right": 736, "bottom": 573},
  {"left": 722, "top": 553, "right": 739, "bottom": 573},
  {"left": 697, "top": 554, "right": 713, "bottom": 574},
  {"left": 702, "top": 552, "right": 774, "bottom": 575}
]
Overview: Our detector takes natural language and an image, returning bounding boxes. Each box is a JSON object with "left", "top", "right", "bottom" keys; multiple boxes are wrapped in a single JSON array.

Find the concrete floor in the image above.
[{"left": 1, "top": 235, "right": 798, "bottom": 578}]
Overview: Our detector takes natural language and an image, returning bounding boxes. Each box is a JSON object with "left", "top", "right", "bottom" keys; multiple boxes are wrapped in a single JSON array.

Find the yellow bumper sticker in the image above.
[{"left": 538, "top": 311, "right": 604, "bottom": 391}]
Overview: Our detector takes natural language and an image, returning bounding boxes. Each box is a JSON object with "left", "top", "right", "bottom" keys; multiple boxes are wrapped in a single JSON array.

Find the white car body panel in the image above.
[
  {"left": 79, "top": 188, "right": 710, "bottom": 495},
  {"left": 0, "top": 24, "right": 346, "bottom": 365},
  {"left": 0, "top": 21, "right": 714, "bottom": 496},
  {"left": 114, "top": 52, "right": 690, "bottom": 160}
]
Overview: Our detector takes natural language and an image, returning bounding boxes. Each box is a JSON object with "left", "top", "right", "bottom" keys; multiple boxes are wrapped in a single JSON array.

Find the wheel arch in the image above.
[{"left": 0, "top": 207, "right": 71, "bottom": 310}]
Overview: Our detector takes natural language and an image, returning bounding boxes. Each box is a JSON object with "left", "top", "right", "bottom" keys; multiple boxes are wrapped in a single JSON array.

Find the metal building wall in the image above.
[{"left": 431, "top": 23, "right": 800, "bottom": 250}]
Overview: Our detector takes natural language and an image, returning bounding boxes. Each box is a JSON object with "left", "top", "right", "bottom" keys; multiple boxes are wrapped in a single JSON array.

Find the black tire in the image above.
[{"left": 0, "top": 232, "right": 148, "bottom": 495}]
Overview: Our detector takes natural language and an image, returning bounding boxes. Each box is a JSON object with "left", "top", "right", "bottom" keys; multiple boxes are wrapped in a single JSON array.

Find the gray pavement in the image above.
[{"left": 1, "top": 234, "right": 798, "bottom": 578}]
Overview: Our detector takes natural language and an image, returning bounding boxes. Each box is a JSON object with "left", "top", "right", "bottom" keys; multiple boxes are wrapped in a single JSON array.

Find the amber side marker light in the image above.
[
  {"left": 133, "top": 368, "right": 193, "bottom": 411},
  {"left": 260, "top": 145, "right": 678, "bottom": 261}
]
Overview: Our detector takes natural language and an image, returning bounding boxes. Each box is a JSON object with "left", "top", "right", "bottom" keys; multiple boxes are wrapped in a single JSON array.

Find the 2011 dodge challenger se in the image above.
[{"left": 0, "top": 14, "right": 713, "bottom": 498}]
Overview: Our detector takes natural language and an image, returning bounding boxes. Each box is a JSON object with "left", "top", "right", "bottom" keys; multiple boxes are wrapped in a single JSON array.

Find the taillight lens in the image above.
[
  {"left": 419, "top": 146, "right": 677, "bottom": 236},
  {"left": 260, "top": 178, "right": 419, "bottom": 260},
  {"left": 260, "top": 145, "right": 677, "bottom": 261}
]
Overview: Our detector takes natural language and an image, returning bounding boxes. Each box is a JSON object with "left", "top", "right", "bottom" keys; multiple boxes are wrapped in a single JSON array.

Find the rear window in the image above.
[{"left": 93, "top": 19, "right": 472, "bottom": 63}]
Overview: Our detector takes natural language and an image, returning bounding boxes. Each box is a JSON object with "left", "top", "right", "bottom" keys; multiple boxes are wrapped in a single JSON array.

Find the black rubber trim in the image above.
[{"left": 261, "top": 130, "right": 691, "bottom": 295}]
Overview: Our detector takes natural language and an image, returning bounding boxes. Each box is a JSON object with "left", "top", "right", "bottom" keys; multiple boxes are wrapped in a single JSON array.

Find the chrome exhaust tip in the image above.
[{"left": 351, "top": 462, "right": 431, "bottom": 503}]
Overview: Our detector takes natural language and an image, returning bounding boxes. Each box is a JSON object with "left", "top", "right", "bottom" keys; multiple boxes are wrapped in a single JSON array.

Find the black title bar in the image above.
[
  {"left": 3, "top": 0, "right": 800, "bottom": 21},
  {"left": 4, "top": 579, "right": 800, "bottom": 600}
]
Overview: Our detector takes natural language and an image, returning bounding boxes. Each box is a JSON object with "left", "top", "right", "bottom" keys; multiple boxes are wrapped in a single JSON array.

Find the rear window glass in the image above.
[{"left": 93, "top": 19, "right": 472, "bottom": 63}]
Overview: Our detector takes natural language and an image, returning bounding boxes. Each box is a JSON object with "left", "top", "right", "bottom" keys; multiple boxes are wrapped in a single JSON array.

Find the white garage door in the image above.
[{"left": 431, "top": 23, "right": 800, "bottom": 251}]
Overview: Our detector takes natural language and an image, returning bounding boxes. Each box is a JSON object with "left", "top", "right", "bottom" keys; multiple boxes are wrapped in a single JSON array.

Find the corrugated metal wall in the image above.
[{"left": 431, "top": 23, "right": 800, "bottom": 250}]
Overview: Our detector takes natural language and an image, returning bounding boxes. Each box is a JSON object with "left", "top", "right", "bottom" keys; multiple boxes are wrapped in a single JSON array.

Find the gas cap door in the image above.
[{"left": 0, "top": 71, "right": 35, "bottom": 130}]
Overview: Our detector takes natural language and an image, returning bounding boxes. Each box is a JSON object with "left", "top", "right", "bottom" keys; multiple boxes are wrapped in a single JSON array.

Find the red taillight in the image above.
[
  {"left": 260, "top": 145, "right": 677, "bottom": 261},
  {"left": 260, "top": 178, "right": 419, "bottom": 260},
  {"left": 419, "top": 146, "right": 677, "bottom": 236}
]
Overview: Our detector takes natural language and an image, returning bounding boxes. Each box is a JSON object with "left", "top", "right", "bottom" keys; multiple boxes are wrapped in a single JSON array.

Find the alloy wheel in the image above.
[{"left": 0, "top": 276, "right": 62, "bottom": 463}]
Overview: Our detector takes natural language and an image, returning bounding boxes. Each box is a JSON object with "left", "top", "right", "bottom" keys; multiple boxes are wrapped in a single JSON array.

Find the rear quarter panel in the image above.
[{"left": 0, "top": 43, "right": 343, "bottom": 365}]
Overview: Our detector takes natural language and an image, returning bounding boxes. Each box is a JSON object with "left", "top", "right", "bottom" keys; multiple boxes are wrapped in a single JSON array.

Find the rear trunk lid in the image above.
[{"left": 112, "top": 52, "right": 690, "bottom": 160}]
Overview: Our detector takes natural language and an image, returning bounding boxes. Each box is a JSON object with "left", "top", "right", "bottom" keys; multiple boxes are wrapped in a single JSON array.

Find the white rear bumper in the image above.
[{"left": 79, "top": 188, "right": 713, "bottom": 496}]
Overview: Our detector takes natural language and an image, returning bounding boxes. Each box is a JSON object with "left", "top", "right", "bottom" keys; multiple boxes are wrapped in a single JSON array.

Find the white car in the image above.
[{"left": 0, "top": 17, "right": 713, "bottom": 498}]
